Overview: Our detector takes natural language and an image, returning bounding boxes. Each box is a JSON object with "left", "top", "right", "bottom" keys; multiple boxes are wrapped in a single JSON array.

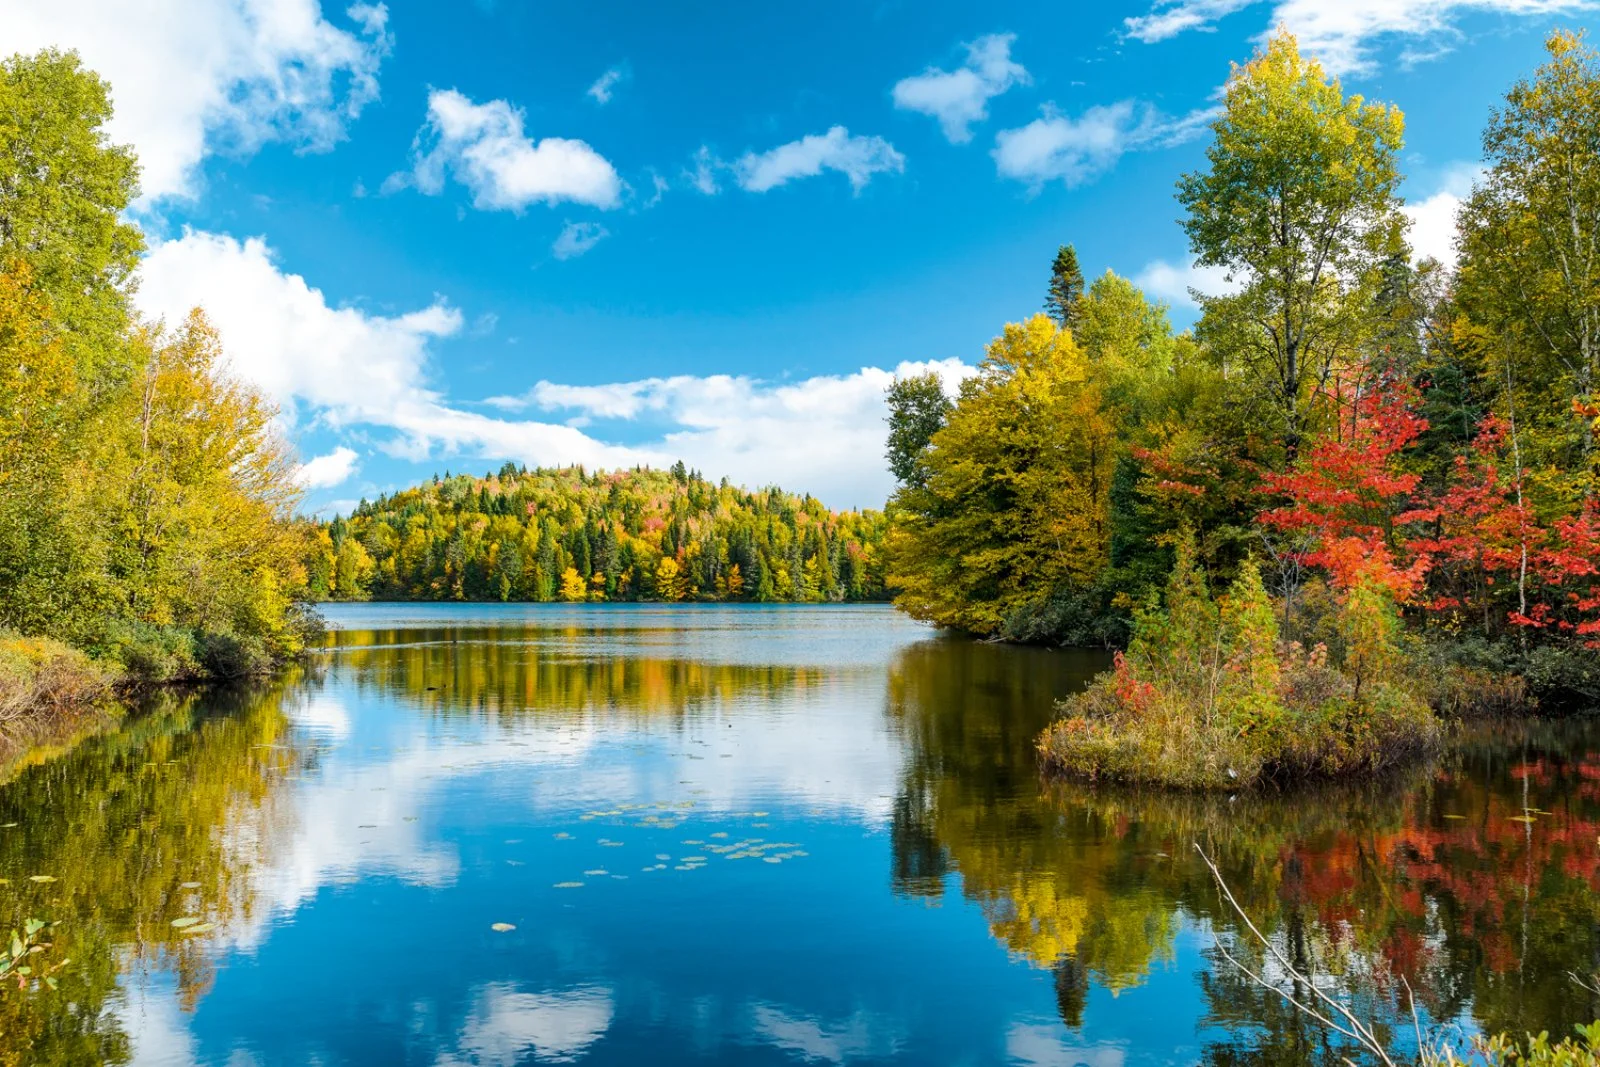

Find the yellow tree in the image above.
[
  {"left": 107, "top": 310, "right": 306, "bottom": 653},
  {"left": 887, "top": 315, "right": 1115, "bottom": 634},
  {"left": 559, "top": 566, "right": 587, "bottom": 602},
  {"left": 0, "top": 269, "right": 103, "bottom": 640}
]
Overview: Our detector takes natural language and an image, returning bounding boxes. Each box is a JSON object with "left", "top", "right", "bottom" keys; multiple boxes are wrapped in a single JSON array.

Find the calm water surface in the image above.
[{"left": 1, "top": 604, "right": 1598, "bottom": 1065}]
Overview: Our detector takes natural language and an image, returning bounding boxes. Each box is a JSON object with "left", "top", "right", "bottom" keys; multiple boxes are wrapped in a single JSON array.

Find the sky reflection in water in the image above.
[{"left": 0, "top": 604, "right": 1597, "bottom": 1066}]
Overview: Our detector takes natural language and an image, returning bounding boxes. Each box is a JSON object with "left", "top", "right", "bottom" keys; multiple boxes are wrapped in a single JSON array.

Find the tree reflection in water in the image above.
[{"left": 885, "top": 635, "right": 1600, "bottom": 1061}]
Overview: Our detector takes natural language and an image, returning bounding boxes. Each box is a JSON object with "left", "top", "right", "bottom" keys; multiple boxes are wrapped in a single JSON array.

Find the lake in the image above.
[{"left": 0, "top": 603, "right": 1597, "bottom": 1065}]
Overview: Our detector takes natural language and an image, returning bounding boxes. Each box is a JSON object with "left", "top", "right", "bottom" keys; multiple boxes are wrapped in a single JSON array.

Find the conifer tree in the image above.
[{"left": 1045, "top": 244, "right": 1085, "bottom": 331}]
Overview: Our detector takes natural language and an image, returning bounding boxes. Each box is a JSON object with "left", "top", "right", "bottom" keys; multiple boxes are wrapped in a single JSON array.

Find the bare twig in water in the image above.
[{"left": 1195, "top": 842, "right": 1404, "bottom": 1067}]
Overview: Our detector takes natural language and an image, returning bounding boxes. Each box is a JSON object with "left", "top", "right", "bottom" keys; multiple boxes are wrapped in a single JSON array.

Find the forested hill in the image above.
[{"left": 306, "top": 464, "right": 889, "bottom": 603}]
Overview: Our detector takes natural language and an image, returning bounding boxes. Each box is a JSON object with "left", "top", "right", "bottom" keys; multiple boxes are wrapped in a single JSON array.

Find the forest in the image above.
[
  {"left": 0, "top": 50, "right": 315, "bottom": 710},
  {"left": 307, "top": 463, "right": 888, "bottom": 603},
  {"left": 884, "top": 31, "right": 1600, "bottom": 786}
]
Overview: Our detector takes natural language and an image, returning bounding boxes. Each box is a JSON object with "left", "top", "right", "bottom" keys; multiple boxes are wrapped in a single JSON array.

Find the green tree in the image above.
[
  {"left": 1179, "top": 30, "right": 1406, "bottom": 461},
  {"left": 0, "top": 50, "right": 143, "bottom": 382},
  {"left": 1045, "top": 244, "right": 1086, "bottom": 331},
  {"left": 884, "top": 372, "right": 952, "bottom": 489},
  {"left": 1456, "top": 29, "right": 1600, "bottom": 503}
]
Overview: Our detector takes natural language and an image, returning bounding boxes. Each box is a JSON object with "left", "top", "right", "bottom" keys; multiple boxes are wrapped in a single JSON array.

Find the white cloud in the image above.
[
  {"left": 735, "top": 127, "right": 905, "bottom": 193},
  {"left": 685, "top": 146, "right": 723, "bottom": 195},
  {"left": 552, "top": 221, "right": 608, "bottom": 260},
  {"left": 295, "top": 445, "right": 361, "bottom": 489},
  {"left": 1124, "top": 0, "right": 1255, "bottom": 42},
  {"left": 390, "top": 88, "right": 621, "bottom": 211},
  {"left": 137, "top": 230, "right": 654, "bottom": 473},
  {"left": 1133, "top": 255, "right": 1243, "bottom": 308},
  {"left": 1403, "top": 163, "right": 1481, "bottom": 267},
  {"left": 137, "top": 230, "right": 968, "bottom": 508},
  {"left": 993, "top": 101, "right": 1213, "bottom": 188},
  {"left": 1122, "top": 0, "right": 1591, "bottom": 74},
  {"left": 892, "top": 33, "right": 1030, "bottom": 144},
  {"left": 490, "top": 359, "right": 974, "bottom": 508},
  {"left": 586, "top": 66, "right": 626, "bottom": 105},
  {"left": 2, "top": 0, "right": 392, "bottom": 202}
]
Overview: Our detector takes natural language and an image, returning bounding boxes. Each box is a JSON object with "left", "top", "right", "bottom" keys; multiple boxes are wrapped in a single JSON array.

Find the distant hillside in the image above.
[{"left": 306, "top": 463, "right": 888, "bottom": 603}]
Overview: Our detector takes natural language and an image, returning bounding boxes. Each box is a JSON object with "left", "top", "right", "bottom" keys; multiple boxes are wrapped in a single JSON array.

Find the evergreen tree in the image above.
[{"left": 1045, "top": 244, "right": 1085, "bottom": 331}]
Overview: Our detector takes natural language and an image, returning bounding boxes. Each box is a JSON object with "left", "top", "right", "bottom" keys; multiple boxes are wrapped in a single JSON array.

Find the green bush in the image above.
[
  {"left": 1039, "top": 533, "right": 1440, "bottom": 789},
  {"left": 91, "top": 622, "right": 200, "bottom": 683}
]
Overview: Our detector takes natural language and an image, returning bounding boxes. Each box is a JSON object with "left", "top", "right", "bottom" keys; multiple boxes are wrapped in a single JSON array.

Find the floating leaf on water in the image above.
[
  {"left": 28, "top": 876, "right": 54, "bottom": 883},
  {"left": 1442, "top": 814, "right": 1466, "bottom": 820},
  {"left": 552, "top": 881, "right": 584, "bottom": 889},
  {"left": 0, "top": 823, "right": 16, "bottom": 828},
  {"left": 180, "top": 923, "right": 215, "bottom": 935},
  {"left": 170, "top": 917, "right": 202, "bottom": 928},
  {"left": 180, "top": 882, "right": 201, "bottom": 889},
  {"left": 490, "top": 922, "right": 516, "bottom": 932},
  {"left": 1509, "top": 815, "right": 1537, "bottom": 823}
]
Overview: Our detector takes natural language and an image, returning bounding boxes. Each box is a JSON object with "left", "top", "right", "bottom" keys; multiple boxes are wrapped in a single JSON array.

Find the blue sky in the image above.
[{"left": 5, "top": 0, "right": 1588, "bottom": 510}]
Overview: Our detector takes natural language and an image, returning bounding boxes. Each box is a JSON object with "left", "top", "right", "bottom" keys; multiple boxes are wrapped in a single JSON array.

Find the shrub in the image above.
[
  {"left": 92, "top": 622, "right": 201, "bottom": 683},
  {"left": 195, "top": 631, "right": 273, "bottom": 679},
  {"left": 1039, "top": 532, "right": 1440, "bottom": 789},
  {"left": 0, "top": 632, "right": 113, "bottom": 722}
]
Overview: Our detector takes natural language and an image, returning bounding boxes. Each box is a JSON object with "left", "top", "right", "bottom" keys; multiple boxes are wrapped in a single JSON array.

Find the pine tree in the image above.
[{"left": 1045, "top": 244, "right": 1085, "bottom": 331}]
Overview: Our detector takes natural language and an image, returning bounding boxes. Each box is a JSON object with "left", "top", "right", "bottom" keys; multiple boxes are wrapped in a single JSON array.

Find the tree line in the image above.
[{"left": 308, "top": 462, "right": 889, "bottom": 603}]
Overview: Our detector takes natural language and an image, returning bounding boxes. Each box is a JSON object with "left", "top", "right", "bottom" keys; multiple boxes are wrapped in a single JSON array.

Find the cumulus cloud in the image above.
[
  {"left": 1133, "top": 255, "right": 1243, "bottom": 309},
  {"left": 491, "top": 360, "right": 976, "bottom": 507},
  {"left": 993, "top": 101, "right": 1214, "bottom": 188},
  {"left": 2, "top": 0, "right": 392, "bottom": 202},
  {"left": 1123, "top": 0, "right": 1589, "bottom": 74},
  {"left": 586, "top": 66, "right": 626, "bottom": 104},
  {"left": 892, "top": 32, "right": 1030, "bottom": 143},
  {"left": 734, "top": 127, "right": 905, "bottom": 193},
  {"left": 552, "top": 221, "right": 608, "bottom": 260},
  {"left": 295, "top": 445, "right": 361, "bottom": 489},
  {"left": 388, "top": 88, "right": 621, "bottom": 211},
  {"left": 1403, "top": 163, "right": 1481, "bottom": 267},
  {"left": 136, "top": 230, "right": 652, "bottom": 470},
  {"left": 136, "top": 230, "right": 968, "bottom": 508}
]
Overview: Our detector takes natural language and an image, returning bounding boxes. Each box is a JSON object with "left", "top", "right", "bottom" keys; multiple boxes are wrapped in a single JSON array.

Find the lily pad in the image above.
[{"left": 180, "top": 882, "right": 202, "bottom": 889}]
